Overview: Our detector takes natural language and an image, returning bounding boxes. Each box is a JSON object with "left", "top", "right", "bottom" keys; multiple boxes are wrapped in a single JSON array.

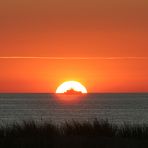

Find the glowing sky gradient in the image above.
[{"left": 0, "top": 0, "right": 148, "bottom": 92}]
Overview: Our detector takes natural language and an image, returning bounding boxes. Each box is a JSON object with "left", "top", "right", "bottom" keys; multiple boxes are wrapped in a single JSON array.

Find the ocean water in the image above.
[{"left": 0, "top": 93, "right": 148, "bottom": 124}]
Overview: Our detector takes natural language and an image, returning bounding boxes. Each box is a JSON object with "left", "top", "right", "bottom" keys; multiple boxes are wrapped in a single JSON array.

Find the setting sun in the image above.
[{"left": 56, "top": 81, "right": 87, "bottom": 94}]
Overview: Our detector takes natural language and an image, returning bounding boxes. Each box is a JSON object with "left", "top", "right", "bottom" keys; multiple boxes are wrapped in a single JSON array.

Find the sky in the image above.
[{"left": 0, "top": 0, "right": 148, "bottom": 92}]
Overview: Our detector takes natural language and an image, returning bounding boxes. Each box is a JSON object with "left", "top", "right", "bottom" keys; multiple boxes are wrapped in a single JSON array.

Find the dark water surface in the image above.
[{"left": 0, "top": 93, "right": 148, "bottom": 124}]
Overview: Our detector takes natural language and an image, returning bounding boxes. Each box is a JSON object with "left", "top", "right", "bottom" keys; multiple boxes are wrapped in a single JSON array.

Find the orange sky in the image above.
[{"left": 0, "top": 0, "right": 148, "bottom": 92}]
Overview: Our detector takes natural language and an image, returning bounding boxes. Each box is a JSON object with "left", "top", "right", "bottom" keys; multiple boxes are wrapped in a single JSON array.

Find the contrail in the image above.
[{"left": 0, "top": 57, "right": 147, "bottom": 60}]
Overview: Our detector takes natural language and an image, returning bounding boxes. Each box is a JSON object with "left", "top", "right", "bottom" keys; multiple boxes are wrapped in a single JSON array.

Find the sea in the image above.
[{"left": 0, "top": 93, "right": 148, "bottom": 125}]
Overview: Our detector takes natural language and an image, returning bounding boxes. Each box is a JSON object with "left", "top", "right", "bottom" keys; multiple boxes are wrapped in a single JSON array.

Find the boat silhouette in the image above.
[{"left": 64, "top": 88, "right": 82, "bottom": 95}]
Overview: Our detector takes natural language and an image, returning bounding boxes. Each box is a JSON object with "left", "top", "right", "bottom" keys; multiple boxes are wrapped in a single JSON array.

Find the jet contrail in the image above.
[{"left": 0, "top": 57, "right": 147, "bottom": 60}]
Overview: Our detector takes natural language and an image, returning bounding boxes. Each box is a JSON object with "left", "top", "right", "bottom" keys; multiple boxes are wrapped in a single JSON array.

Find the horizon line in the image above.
[{"left": 0, "top": 57, "right": 148, "bottom": 60}]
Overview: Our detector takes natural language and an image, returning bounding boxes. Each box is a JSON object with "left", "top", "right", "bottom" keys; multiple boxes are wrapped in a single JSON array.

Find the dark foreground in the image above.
[{"left": 0, "top": 120, "right": 148, "bottom": 148}]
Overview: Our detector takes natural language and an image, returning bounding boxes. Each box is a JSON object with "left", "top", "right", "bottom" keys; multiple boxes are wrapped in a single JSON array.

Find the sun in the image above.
[{"left": 56, "top": 81, "right": 87, "bottom": 94}]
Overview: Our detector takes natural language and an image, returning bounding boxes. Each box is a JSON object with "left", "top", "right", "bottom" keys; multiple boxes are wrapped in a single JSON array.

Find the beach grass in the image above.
[{"left": 0, "top": 119, "right": 148, "bottom": 148}]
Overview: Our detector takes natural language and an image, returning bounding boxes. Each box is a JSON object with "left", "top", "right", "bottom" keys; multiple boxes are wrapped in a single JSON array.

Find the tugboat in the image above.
[{"left": 64, "top": 88, "right": 82, "bottom": 95}]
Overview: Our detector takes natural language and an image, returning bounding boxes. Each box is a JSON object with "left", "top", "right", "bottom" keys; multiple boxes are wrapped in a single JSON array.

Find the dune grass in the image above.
[{"left": 0, "top": 119, "right": 148, "bottom": 148}]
